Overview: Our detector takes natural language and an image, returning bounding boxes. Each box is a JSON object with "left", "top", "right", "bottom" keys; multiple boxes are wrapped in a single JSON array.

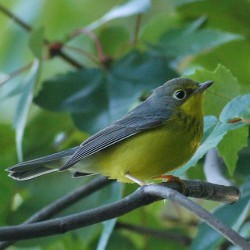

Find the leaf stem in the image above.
[{"left": 131, "top": 14, "right": 142, "bottom": 46}]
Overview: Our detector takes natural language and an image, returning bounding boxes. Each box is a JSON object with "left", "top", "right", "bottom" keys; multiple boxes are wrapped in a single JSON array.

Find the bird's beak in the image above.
[{"left": 195, "top": 80, "right": 213, "bottom": 94}]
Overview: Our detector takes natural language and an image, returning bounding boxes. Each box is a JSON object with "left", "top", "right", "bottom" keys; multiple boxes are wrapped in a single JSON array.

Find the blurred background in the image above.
[{"left": 0, "top": 0, "right": 250, "bottom": 249}]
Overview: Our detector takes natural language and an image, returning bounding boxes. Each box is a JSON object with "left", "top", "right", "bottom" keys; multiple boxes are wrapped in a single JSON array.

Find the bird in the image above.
[{"left": 7, "top": 78, "right": 213, "bottom": 185}]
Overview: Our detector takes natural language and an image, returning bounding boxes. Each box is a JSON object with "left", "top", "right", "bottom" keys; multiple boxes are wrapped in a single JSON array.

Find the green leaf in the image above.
[
  {"left": 34, "top": 50, "right": 177, "bottom": 133},
  {"left": 203, "top": 115, "right": 218, "bottom": 139},
  {"left": 98, "top": 25, "right": 130, "bottom": 56},
  {"left": 173, "top": 91, "right": 250, "bottom": 176},
  {"left": 220, "top": 94, "right": 250, "bottom": 121},
  {"left": 13, "top": 60, "right": 41, "bottom": 161},
  {"left": 87, "top": 0, "right": 151, "bottom": 31},
  {"left": 178, "top": 0, "right": 250, "bottom": 89},
  {"left": 104, "top": 232, "right": 138, "bottom": 250},
  {"left": 152, "top": 18, "right": 242, "bottom": 58},
  {"left": 187, "top": 64, "right": 241, "bottom": 117},
  {"left": 35, "top": 69, "right": 105, "bottom": 113},
  {"left": 217, "top": 94, "right": 250, "bottom": 175},
  {"left": 190, "top": 182, "right": 250, "bottom": 250},
  {"left": 29, "top": 27, "right": 44, "bottom": 59},
  {"left": 218, "top": 127, "right": 248, "bottom": 176},
  {"left": 236, "top": 138, "right": 250, "bottom": 177},
  {"left": 140, "top": 13, "right": 180, "bottom": 43},
  {"left": 0, "top": 124, "right": 16, "bottom": 224},
  {"left": 23, "top": 110, "right": 74, "bottom": 158}
]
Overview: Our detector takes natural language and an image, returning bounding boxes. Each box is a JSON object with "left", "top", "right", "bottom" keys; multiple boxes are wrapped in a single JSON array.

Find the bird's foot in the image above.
[{"left": 154, "top": 175, "right": 185, "bottom": 192}]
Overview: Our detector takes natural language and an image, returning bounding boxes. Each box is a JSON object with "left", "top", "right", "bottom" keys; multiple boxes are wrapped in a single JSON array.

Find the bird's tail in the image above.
[{"left": 7, "top": 146, "right": 79, "bottom": 181}]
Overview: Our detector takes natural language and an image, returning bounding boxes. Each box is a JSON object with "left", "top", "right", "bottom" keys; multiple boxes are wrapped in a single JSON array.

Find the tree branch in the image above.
[
  {"left": 145, "top": 185, "right": 249, "bottom": 249},
  {"left": 0, "top": 3, "right": 31, "bottom": 31},
  {"left": 0, "top": 180, "right": 247, "bottom": 249},
  {"left": 0, "top": 176, "right": 113, "bottom": 249},
  {"left": 116, "top": 222, "right": 191, "bottom": 245}
]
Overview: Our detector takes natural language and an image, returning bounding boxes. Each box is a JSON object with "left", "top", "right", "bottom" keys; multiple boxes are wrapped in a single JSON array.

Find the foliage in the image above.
[{"left": 0, "top": 0, "right": 249, "bottom": 249}]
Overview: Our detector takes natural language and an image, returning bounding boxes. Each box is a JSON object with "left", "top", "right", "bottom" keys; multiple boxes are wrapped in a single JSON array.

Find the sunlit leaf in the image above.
[
  {"left": 220, "top": 94, "right": 250, "bottom": 121},
  {"left": 218, "top": 127, "right": 248, "bottom": 176},
  {"left": 217, "top": 94, "right": 250, "bottom": 175},
  {"left": 13, "top": 60, "right": 41, "bottom": 161},
  {"left": 98, "top": 26, "right": 130, "bottom": 56},
  {"left": 87, "top": 0, "right": 151, "bottom": 30},
  {"left": 187, "top": 64, "right": 241, "bottom": 117},
  {"left": 151, "top": 18, "right": 242, "bottom": 58}
]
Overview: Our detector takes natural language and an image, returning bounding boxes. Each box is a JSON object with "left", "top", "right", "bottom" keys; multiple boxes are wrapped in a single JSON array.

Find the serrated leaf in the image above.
[
  {"left": 184, "top": 93, "right": 250, "bottom": 176},
  {"left": 87, "top": 0, "right": 151, "bottom": 31},
  {"left": 13, "top": 60, "right": 41, "bottom": 161},
  {"left": 34, "top": 50, "right": 177, "bottom": 133},
  {"left": 187, "top": 64, "right": 241, "bottom": 117},
  {"left": 98, "top": 26, "right": 130, "bottom": 55},
  {"left": 190, "top": 182, "right": 250, "bottom": 250},
  {"left": 217, "top": 94, "right": 250, "bottom": 175},
  {"left": 29, "top": 27, "right": 44, "bottom": 59},
  {"left": 152, "top": 18, "right": 242, "bottom": 58}
]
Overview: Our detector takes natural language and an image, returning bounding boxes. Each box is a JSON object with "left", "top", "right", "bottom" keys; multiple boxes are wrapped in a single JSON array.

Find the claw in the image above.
[{"left": 154, "top": 175, "right": 185, "bottom": 193}]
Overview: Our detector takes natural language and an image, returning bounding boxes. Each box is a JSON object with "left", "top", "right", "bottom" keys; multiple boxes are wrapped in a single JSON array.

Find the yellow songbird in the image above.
[{"left": 7, "top": 78, "right": 213, "bottom": 185}]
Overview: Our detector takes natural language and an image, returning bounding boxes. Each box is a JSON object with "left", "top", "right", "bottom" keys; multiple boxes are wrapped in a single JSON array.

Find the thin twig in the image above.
[
  {"left": 0, "top": 3, "right": 31, "bottom": 32},
  {"left": 161, "top": 214, "right": 198, "bottom": 227},
  {"left": 145, "top": 185, "right": 249, "bottom": 250},
  {"left": 0, "top": 4, "right": 84, "bottom": 69},
  {"left": 56, "top": 50, "right": 84, "bottom": 69},
  {"left": 131, "top": 14, "right": 142, "bottom": 46},
  {"left": 0, "top": 62, "right": 33, "bottom": 86},
  {"left": 116, "top": 222, "right": 191, "bottom": 245},
  {"left": 64, "top": 45, "right": 100, "bottom": 66},
  {"left": 67, "top": 28, "right": 109, "bottom": 66}
]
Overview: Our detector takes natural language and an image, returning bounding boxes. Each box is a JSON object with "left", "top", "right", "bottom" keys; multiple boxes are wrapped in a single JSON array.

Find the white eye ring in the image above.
[{"left": 173, "top": 90, "right": 186, "bottom": 100}]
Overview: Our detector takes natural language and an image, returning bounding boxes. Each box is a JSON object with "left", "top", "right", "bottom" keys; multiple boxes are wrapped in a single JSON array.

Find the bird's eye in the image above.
[{"left": 173, "top": 90, "right": 186, "bottom": 100}]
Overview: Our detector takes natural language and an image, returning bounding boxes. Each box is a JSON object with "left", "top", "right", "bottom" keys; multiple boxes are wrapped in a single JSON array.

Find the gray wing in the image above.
[{"left": 60, "top": 101, "right": 172, "bottom": 171}]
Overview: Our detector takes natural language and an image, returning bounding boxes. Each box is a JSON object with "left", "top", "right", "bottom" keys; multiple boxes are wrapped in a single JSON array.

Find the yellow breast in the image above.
[{"left": 79, "top": 114, "right": 203, "bottom": 183}]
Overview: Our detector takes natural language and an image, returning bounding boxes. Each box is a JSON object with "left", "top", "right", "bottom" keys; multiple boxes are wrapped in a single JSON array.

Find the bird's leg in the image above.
[{"left": 124, "top": 173, "right": 146, "bottom": 186}]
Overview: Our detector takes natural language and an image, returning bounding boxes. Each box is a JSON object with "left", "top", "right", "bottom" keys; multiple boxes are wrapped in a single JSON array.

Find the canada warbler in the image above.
[{"left": 7, "top": 78, "right": 213, "bottom": 184}]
